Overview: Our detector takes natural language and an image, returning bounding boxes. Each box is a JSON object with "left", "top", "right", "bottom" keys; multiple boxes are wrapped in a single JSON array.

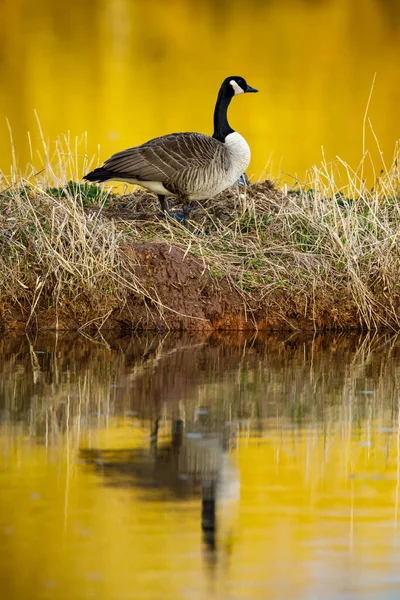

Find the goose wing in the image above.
[{"left": 103, "top": 132, "right": 224, "bottom": 182}]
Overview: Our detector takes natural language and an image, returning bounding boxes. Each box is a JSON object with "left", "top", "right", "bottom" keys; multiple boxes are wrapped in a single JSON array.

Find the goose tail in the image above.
[{"left": 83, "top": 167, "right": 114, "bottom": 183}]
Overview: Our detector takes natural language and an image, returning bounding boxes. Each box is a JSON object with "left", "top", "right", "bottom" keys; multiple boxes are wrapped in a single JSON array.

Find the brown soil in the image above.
[
  {"left": 116, "top": 240, "right": 285, "bottom": 331},
  {"left": 0, "top": 236, "right": 350, "bottom": 332}
]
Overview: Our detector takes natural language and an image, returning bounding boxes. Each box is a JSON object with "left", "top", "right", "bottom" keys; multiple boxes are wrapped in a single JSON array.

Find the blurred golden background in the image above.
[{"left": 1, "top": 0, "right": 400, "bottom": 184}]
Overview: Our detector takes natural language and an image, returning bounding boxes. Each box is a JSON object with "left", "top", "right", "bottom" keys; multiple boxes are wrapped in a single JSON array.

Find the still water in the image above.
[
  {"left": 1, "top": 332, "right": 400, "bottom": 599},
  {"left": 1, "top": 0, "right": 400, "bottom": 184}
]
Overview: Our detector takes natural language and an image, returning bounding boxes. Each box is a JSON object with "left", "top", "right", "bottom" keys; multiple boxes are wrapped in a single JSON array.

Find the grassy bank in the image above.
[{"left": 1, "top": 140, "right": 400, "bottom": 332}]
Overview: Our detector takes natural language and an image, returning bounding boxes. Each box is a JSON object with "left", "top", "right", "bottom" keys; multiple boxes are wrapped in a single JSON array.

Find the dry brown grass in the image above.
[{"left": 1, "top": 132, "right": 400, "bottom": 331}]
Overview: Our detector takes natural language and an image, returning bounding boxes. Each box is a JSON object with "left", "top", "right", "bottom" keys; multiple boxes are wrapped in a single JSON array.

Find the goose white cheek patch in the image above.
[{"left": 230, "top": 80, "right": 245, "bottom": 95}]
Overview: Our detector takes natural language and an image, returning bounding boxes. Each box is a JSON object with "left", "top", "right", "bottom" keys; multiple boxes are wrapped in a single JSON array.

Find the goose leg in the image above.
[
  {"left": 158, "top": 194, "right": 169, "bottom": 213},
  {"left": 201, "top": 480, "right": 217, "bottom": 554},
  {"left": 238, "top": 172, "right": 249, "bottom": 186},
  {"left": 182, "top": 204, "right": 191, "bottom": 228}
]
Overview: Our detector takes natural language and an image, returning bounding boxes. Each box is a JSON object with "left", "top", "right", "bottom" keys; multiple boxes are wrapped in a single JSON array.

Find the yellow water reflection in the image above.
[
  {"left": 1, "top": 0, "right": 400, "bottom": 185},
  {"left": 1, "top": 418, "right": 400, "bottom": 599},
  {"left": 1, "top": 332, "right": 400, "bottom": 598}
]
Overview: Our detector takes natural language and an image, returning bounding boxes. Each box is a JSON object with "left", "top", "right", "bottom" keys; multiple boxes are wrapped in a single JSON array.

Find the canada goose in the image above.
[{"left": 84, "top": 76, "right": 258, "bottom": 224}]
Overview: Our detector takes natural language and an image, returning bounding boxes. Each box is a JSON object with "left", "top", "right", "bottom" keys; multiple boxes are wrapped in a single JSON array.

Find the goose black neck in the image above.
[{"left": 212, "top": 85, "right": 234, "bottom": 142}]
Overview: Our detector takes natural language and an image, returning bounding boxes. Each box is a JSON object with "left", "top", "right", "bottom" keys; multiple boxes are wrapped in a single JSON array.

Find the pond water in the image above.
[
  {"left": 1, "top": 332, "right": 400, "bottom": 599},
  {"left": 1, "top": 0, "right": 400, "bottom": 184}
]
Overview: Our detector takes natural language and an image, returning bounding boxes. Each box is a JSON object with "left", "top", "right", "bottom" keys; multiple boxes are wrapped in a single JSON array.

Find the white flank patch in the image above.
[
  {"left": 138, "top": 181, "right": 172, "bottom": 195},
  {"left": 230, "top": 79, "right": 245, "bottom": 95},
  {"left": 109, "top": 177, "right": 172, "bottom": 195}
]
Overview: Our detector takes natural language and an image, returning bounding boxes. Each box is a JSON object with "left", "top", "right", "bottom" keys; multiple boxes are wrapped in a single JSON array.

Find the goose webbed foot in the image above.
[
  {"left": 157, "top": 194, "right": 184, "bottom": 222},
  {"left": 169, "top": 211, "right": 185, "bottom": 224},
  {"left": 167, "top": 205, "right": 193, "bottom": 229},
  {"left": 156, "top": 210, "right": 186, "bottom": 223},
  {"left": 157, "top": 194, "right": 191, "bottom": 225}
]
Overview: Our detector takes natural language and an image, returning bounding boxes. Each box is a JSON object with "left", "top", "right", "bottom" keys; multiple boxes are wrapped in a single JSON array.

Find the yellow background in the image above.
[{"left": 1, "top": 0, "right": 400, "bottom": 185}]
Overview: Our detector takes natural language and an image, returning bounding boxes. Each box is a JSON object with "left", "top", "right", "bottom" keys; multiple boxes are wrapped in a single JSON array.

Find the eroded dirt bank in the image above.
[{"left": 1, "top": 239, "right": 357, "bottom": 333}]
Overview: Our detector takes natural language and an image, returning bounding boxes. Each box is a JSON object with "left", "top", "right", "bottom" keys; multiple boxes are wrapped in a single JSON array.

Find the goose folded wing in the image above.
[{"left": 103, "top": 133, "right": 223, "bottom": 182}]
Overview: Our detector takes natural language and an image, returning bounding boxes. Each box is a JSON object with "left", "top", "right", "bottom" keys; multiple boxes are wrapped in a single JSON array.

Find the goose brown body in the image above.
[
  {"left": 84, "top": 76, "right": 258, "bottom": 217},
  {"left": 91, "top": 132, "right": 250, "bottom": 201}
]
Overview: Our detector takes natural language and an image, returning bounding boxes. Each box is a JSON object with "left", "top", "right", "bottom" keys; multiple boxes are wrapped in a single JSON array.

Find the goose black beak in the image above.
[{"left": 245, "top": 85, "right": 258, "bottom": 93}]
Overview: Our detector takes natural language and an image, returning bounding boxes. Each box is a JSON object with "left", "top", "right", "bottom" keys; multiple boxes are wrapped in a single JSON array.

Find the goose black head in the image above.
[
  {"left": 213, "top": 75, "right": 258, "bottom": 141},
  {"left": 224, "top": 76, "right": 258, "bottom": 96}
]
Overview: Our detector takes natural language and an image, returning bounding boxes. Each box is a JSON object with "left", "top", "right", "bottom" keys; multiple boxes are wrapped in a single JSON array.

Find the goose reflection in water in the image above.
[{"left": 80, "top": 415, "right": 240, "bottom": 572}]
